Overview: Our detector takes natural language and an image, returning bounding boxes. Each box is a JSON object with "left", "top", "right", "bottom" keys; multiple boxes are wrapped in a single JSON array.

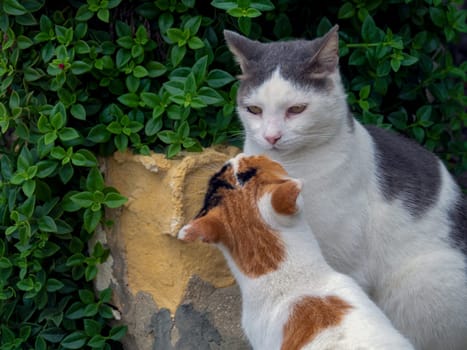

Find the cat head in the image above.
[
  {"left": 224, "top": 26, "right": 351, "bottom": 153},
  {"left": 178, "top": 154, "right": 303, "bottom": 276}
]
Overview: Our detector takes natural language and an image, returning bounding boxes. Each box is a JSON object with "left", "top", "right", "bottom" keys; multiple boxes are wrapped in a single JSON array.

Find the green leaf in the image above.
[
  {"left": 22, "top": 179, "right": 36, "bottom": 197},
  {"left": 133, "top": 65, "right": 149, "bottom": 78},
  {"left": 83, "top": 303, "right": 99, "bottom": 317},
  {"left": 211, "top": 0, "right": 237, "bottom": 10},
  {"left": 184, "top": 15, "right": 202, "bottom": 34},
  {"left": 117, "top": 36, "right": 133, "bottom": 49},
  {"left": 116, "top": 48, "right": 131, "bottom": 69},
  {"left": 36, "top": 160, "right": 58, "bottom": 178},
  {"left": 71, "top": 104, "right": 86, "bottom": 120},
  {"left": 47, "top": 279, "right": 65, "bottom": 292},
  {"left": 83, "top": 208, "right": 102, "bottom": 233},
  {"left": 361, "top": 15, "right": 377, "bottom": 42},
  {"left": 41, "top": 328, "right": 66, "bottom": 343},
  {"left": 76, "top": 5, "right": 94, "bottom": 21},
  {"left": 35, "top": 336, "right": 47, "bottom": 350},
  {"left": 146, "top": 61, "right": 167, "bottom": 78},
  {"left": 245, "top": 8, "right": 261, "bottom": 18},
  {"left": 79, "top": 289, "right": 95, "bottom": 304},
  {"left": 390, "top": 57, "right": 401, "bottom": 72},
  {"left": 85, "top": 264, "right": 98, "bottom": 281},
  {"left": 158, "top": 130, "right": 178, "bottom": 144},
  {"left": 412, "top": 126, "right": 425, "bottom": 143},
  {"left": 145, "top": 117, "right": 163, "bottom": 136},
  {"left": 0, "top": 257, "right": 12, "bottom": 268},
  {"left": 250, "top": 0, "right": 274, "bottom": 10},
  {"left": 59, "top": 163, "right": 74, "bottom": 184},
  {"left": 140, "top": 92, "right": 161, "bottom": 108},
  {"left": 104, "top": 192, "right": 127, "bottom": 208},
  {"left": 66, "top": 253, "right": 85, "bottom": 267},
  {"left": 192, "top": 55, "right": 208, "bottom": 85},
  {"left": 70, "top": 191, "right": 94, "bottom": 208},
  {"left": 184, "top": 72, "right": 197, "bottom": 94},
  {"left": 50, "top": 113, "right": 65, "bottom": 130},
  {"left": 71, "top": 61, "right": 92, "bottom": 74},
  {"left": 359, "top": 85, "right": 371, "bottom": 99},
  {"left": 88, "top": 334, "right": 106, "bottom": 348},
  {"left": 207, "top": 69, "right": 235, "bottom": 88},
  {"left": 171, "top": 45, "right": 186, "bottom": 67},
  {"left": 135, "top": 25, "right": 149, "bottom": 44},
  {"left": 109, "top": 325, "right": 127, "bottom": 341},
  {"left": 227, "top": 7, "right": 244, "bottom": 17},
  {"left": 198, "top": 87, "right": 224, "bottom": 105},
  {"left": 238, "top": 16, "right": 252, "bottom": 35},
  {"left": 118, "top": 93, "right": 140, "bottom": 108},
  {"left": 59, "top": 127, "right": 80, "bottom": 141},
  {"left": 3, "top": 0, "right": 28, "bottom": 15},
  {"left": 86, "top": 167, "right": 105, "bottom": 191},
  {"left": 401, "top": 54, "right": 419, "bottom": 66},
  {"left": 167, "top": 28, "right": 187, "bottom": 43},
  {"left": 88, "top": 125, "right": 111, "bottom": 143},
  {"left": 167, "top": 143, "right": 181, "bottom": 158},
  {"left": 338, "top": 2, "right": 354, "bottom": 19},
  {"left": 114, "top": 133, "right": 128, "bottom": 151},
  {"left": 429, "top": 7, "right": 445, "bottom": 27},
  {"left": 61, "top": 331, "right": 88, "bottom": 349},
  {"left": 17, "top": 278, "right": 34, "bottom": 291},
  {"left": 188, "top": 36, "right": 205, "bottom": 50},
  {"left": 71, "top": 149, "right": 98, "bottom": 167},
  {"left": 84, "top": 319, "right": 102, "bottom": 337},
  {"left": 97, "top": 8, "right": 110, "bottom": 22},
  {"left": 126, "top": 75, "right": 140, "bottom": 92},
  {"left": 39, "top": 216, "right": 57, "bottom": 232},
  {"left": 416, "top": 105, "right": 433, "bottom": 122},
  {"left": 24, "top": 67, "right": 43, "bottom": 81},
  {"left": 44, "top": 132, "right": 58, "bottom": 145}
]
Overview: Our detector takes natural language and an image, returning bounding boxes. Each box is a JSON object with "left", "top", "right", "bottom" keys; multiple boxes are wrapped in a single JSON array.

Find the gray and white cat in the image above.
[{"left": 224, "top": 25, "right": 467, "bottom": 350}]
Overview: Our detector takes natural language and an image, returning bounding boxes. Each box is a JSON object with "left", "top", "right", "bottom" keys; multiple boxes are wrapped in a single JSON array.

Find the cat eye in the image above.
[
  {"left": 246, "top": 106, "right": 262, "bottom": 115},
  {"left": 287, "top": 104, "right": 307, "bottom": 115}
]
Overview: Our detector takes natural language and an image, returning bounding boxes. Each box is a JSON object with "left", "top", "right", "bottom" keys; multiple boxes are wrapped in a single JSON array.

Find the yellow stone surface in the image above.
[{"left": 103, "top": 147, "right": 240, "bottom": 314}]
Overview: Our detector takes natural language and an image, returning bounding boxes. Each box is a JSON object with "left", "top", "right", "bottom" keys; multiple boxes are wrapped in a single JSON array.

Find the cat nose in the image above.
[{"left": 265, "top": 134, "right": 281, "bottom": 145}]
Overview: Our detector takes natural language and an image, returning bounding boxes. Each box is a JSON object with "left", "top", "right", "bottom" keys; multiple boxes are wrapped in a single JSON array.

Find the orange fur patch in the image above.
[
  {"left": 213, "top": 180, "right": 285, "bottom": 277},
  {"left": 187, "top": 155, "right": 302, "bottom": 277},
  {"left": 281, "top": 296, "right": 352, "bottom": 350},
  {"left": 271, "top": 180, "right": 300, "bottom": 215}
]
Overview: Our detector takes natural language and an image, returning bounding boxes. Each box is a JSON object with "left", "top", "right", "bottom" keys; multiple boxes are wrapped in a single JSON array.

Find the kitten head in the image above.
[
  {"left": 224, "top": 26, "right": 351, "bottom": 153},
  {"left": 178, "top": 154, "right": 302, "bottom": 276}
]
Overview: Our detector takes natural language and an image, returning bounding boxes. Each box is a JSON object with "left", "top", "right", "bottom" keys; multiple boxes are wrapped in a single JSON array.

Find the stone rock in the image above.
[{"left": 96, "top": 147, "right": 251, "bottom": 350}]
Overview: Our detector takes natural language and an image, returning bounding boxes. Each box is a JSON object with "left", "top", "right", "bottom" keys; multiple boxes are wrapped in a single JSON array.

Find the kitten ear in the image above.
[
  {"left": 224, "top": 30, "right": 263, "bottom": 75},
  {"left": 308, "top": 25, "right": 340, "bottom": 79},
  {"left": 178, "top": 214, "right": 223, "bottom": 243},
  {"left": 271, "top": 180, "right": 302, "bottom": 216}
]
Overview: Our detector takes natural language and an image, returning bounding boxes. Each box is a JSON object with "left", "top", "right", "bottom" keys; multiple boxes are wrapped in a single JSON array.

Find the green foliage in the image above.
[{"left": 0, "top": 0, "right": 465, "bottom": 348}]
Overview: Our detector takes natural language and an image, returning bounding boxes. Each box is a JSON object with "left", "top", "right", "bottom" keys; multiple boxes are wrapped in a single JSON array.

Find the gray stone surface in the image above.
[
  {"left": 148, "top": 275, "right": 251, "bottom": 350},
  {"left": 112, "top": 274, "right": 251, "bottom": 350}
]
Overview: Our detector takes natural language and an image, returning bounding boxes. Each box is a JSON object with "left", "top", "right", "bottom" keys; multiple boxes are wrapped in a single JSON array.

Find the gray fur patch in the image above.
[
  {"left": 236, "top": 39, "right": 334, "bottom": 100},
  {"left": 366, "top": 125, "right": 441, "bottom": 217},
  {"left": 347, "top": 109, "right": 355, "bottom": 133},
  {"left": 449, "top": 196, "right": 467, "bottom": 256}
]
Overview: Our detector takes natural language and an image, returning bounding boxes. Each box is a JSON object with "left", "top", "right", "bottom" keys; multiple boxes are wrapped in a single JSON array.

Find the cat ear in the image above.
[
  {"left": 178, "top": 214, "right": 223, "bottom": 244},
  {"left": 224, "top": 30, "right": 263, "bottom": 75},
  {"left": 271, "top": 179, "right": 302, "bottom": 216},
  {"left": 308, "top": 25, "right": 340, "bottom": 79}
]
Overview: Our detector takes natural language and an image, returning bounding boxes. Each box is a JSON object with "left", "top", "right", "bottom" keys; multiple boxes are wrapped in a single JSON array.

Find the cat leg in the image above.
[{"left": 374, "top": 254, "right": 467, "bottom": 350}]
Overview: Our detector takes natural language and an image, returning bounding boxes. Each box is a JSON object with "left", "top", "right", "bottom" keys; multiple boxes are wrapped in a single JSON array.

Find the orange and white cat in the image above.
[{"left": 178, "top": 154, "right": 413, "bottom": 350}]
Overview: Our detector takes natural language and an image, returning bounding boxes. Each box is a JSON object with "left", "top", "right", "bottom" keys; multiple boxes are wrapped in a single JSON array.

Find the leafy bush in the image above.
[{"left": 0, "top": 0, "right": 465, "bottom": 348}]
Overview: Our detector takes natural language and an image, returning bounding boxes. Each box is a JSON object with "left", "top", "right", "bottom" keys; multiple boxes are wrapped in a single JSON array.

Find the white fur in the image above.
[
  {"left": 216, "top": 188, "right": 413, "bottom": 350},
  {"left": 239, "top": 70, "right": 467, "bottom": 350}
]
